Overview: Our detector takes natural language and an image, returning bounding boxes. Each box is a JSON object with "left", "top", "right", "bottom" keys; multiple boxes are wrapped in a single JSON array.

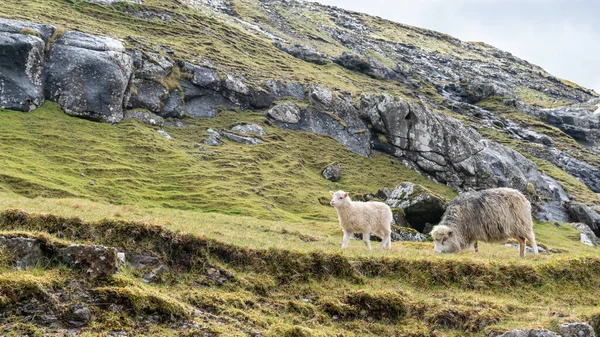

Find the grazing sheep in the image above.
[
  {"left": 329, "top": 190, "right": 393, "bottom": 250},
  {"left": 430, "top": 188, "right": 538, "bottom": 257}
]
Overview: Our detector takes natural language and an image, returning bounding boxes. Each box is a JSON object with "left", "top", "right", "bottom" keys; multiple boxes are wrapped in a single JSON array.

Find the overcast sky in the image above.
[{"left": 314, "top": 0, "right": 600, "bottom": 94}]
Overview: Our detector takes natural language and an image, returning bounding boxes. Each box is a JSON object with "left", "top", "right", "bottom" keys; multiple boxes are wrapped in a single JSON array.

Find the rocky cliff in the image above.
[{"left": 1, "top": 0, "right": 598, "bottom": 229}]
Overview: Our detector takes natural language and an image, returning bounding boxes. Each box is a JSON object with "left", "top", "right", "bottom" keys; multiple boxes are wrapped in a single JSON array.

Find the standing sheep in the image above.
[
  {"left": 430, "top": 188, "right": 538, "bottom": 257},
  {"left": 329, "top": 190, "right": 393, "bottom": 250}
]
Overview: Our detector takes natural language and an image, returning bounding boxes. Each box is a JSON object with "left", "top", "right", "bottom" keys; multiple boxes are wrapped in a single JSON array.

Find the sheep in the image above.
[
  {"left": 329, "top": 190, "right": 393, "bottom": 250},
  {"left": 430, "top": 187, "right": 538, "bottom": 257}
]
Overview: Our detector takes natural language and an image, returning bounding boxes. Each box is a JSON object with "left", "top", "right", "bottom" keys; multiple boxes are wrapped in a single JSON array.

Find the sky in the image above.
[{"left": 314, "top": 0, "right": 600, "bottom": 94}]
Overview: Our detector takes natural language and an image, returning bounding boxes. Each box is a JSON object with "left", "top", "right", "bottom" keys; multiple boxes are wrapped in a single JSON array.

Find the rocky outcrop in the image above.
[
  {"left": 385, "top": 182, "right": 447, "bottom": 232},
  {"left": 276, "top": 43, "right": 329, "bottom": 65},
  {"left": 0, "top": 19, "right": 49, "bottom": 111},
  {"left": 334, "top": 52, "right": 398, "bottom": 80},
  {"left": 567, "top": 204, "right": 600, "bottom": 237},
  {"left": 538, "top": 100, "right": 600, "bottom": 149},
  {"left": 0, "top": 236, "right": 49, "bottom": 268},
  {"left": 569, "top": 222, "right": 598, "bottom": 246},
  {"left": 45, "top": 31, "right": 133, "bottom": 123}
]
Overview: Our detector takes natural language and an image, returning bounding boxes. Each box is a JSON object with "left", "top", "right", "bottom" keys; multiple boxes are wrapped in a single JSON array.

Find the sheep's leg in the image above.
[
  {"left": 362, "top": 231, "right": 372, "bottom": 250},
  {"left": 516, "top": 237, "right": 526, "bottom": 258},
  {"left": 527, "top": 231, "right": 539, "bottom": 254},
  {"left": 382, "top": 228, "right": 392, "bottom": 249},
  {"left": 469, "top": 241, "right": 479, "bottom": 252},
  {"left": 341, "top": 230, "right": 351, "bottom": 249}
]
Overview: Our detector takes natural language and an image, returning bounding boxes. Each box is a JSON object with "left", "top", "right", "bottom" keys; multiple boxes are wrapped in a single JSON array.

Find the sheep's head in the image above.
[
  {"left": 329, "top": 190, "right": 350, "bottom": 207},
  {"left": 431, "top": 225, "right": 460, "bottom": 253}
]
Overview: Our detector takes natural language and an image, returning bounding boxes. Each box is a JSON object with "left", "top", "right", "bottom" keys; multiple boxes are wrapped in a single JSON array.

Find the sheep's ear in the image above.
[
  {"left": 448, "top": 230, "right": 454, "bottom": 236},
  {"left": 329, "top": 191, "right": 334, "bottom": 195},
  {"left": 343, "top": 193, "right": 348, "bottom": 198}
]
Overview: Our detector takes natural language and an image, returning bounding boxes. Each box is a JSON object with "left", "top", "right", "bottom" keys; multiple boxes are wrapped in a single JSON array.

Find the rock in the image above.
[
  {"left": 272, "top": 92, "right": 371, "bottom": 156},
  {"left": 496, "top": 329, "right": 557, "bottom": 337},
  {"left": 569, "top": 222, "right": 598, "bottom": 246},
  {"left": 267, "top": 102, "right": 301, "bottom": 124},
  {"left": 205, "top": 267, "right": 233, "bottom": 286},
  {"left": 117, "top": 252, "right": 126, "bottom": 266},
  {"left": 322, "top": 163, "right": 341, "bottom": 182},
  {"left": 377, "top": 188, "right": 391, "bottom": 201},
  {"left": 0, "top": 32, "right": 45, "bottom": 111},
  {"left": 124, "top": 110, "right": 164, "bottom": 126},
  {"left": 127, "top": 79, "right": 169, "bottom": 113},
  {"left": 390, "top": 226, "right": 428, "bottom": 242},
  {"left": 580, "top": 233, "right": 595, "bottom": 247},
  {"left": 185, "top": 93, "right": 233, "bottom": 118},
  {"left": 45, "top": 31, "right": 133, "bottom": 123},
  {"left": 334, "top": 52, "right": 397, "bottom": 80},
  {"left": 439, "top": 81, "right": 497, "bottom": 104},
  {"left": 0, "top": 236, "right": 48, "bottom": 268},
  {"left": 84, "top": 0, "right": 141, "bottom": 5},
  {"left": 205, "top": 128, "right": 224, "bottom": 146},
  {"left": 567, "top": 204, "right": 600, "bottom": 237},
  {"left": 56, "top": 244, "right": 119, "bottom": 278},
  {"left": 127, "top": 254, "right": 160, "bottom": 269},
  {"left": 189, "top": 64, "right": 221, "bottom": 90},
  {"left": 159, "top": 89, "right": 184, "bottom": 118},
  {"left": 504, "top": 243, "right": 547, "bottom": 254},
  {"left": 559, "top": 322, "right": 596, "bottom": 337},
  {"left": 0, "top": 18, "right": 56, "bottom": 43},
  {"left": 276, "top": 43, "right": 329, "bottom": 65},
  {"left": 265, "top": 80, "right": 306, "bottom": 101},
  {"left": 65, "top": 304, "right": 91, "bottom": 328},
  {"left": 142, "top": 265, "right": 169, "bottom": 283},
  {"left": 539, "top": 100, "right": 600, "bottom": 149},
  {"left": 221, "top": 130, "right": 263, "bottom": 145},
  {"left": 385, "top": 182, "right": 447, "bottom": 232},
  {"left": 157, "top": 129, "right": 172, "bottom": 140},
  {"left": 506, "top": 125, "right": 555, "bottom": 146},
  {"left": 128, "top": 50, "right": 173, "bottom": 80},
  {"left": 308, "top": 85, "right": 333, "bottom": 111},
  {"left": 360, "top": 94, "right": 568, "bottom": 210},
  {"left": 231, "top": 123, "right": 267, "bottom": 136}
]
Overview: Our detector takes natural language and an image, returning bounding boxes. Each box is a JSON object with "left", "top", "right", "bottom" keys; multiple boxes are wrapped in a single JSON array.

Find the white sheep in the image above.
[{"left": 329, "top": 190, "right": 393, "bottom": 250}]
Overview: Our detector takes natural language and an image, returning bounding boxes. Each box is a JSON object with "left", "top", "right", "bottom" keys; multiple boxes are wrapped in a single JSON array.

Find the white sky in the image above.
[{"left": 314, "top": 0, "right": 600, "bottom": 94}]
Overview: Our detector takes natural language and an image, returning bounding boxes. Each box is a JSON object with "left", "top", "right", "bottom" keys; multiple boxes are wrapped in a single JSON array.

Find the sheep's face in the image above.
[
  {"left": 431, "top": 225, "right": 459, "bottom": 253},
  {"left": 329, "top": 190, "right": 349, "bottom": 207}
]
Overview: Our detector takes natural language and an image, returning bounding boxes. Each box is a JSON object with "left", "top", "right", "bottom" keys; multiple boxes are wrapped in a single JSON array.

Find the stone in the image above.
[
  {"left": 276, "top": 43, "right": 329, "bottom": 65},
  {"left": 142, "top": 265, "right": 169, "bottom": 283},
  {"left": 377, "top": 188, "right": 391, "bottom": 201},
  {"left": 45, "top": 31, "right": 132, "bottom": 123},
  {"left": 160, "top": 89, "right": 184, "bottom": 118},
  {"left": 127, "top": 254, "right": 160, "bottom": 269},
  {"left": 127, "top": 79, "right": 169, "bottom": 113},
  {"left": 0, "top": 18, "right": 56, "bottom": 43},
  {"left": 0, "top": 32, "right": 45, "bottom": 111},
  {"left": 66, "top": 304, "right": 91, "bottom": 328},
  {"left": 128, "top": 50, "right": 173, "bottom": 80},
  {"left": 267, "top": 102, "right": 301, "bottom": 124},
  {"left": 334, "top": 52, "right": 397, "bottom": 80},
  {"left": 231, "top": 123, "right": 266, "bottom": 136},
  {"left": 221, "top": 130, "right": 263, "bottom": 145},
  {"left": 322, "top": 163, "right": 341, "bottom": 182},
  {"left": 56, "top": 244, "right": 119, "bottom": 278},
  {"left": 496, "top": 329, "right": 557, "bottom": 337},
  {"left": 504, "top": 243, "right": 547, "bottom": 254},
  {"left": 559, "top": 322, "right": 596, "bottom": 337},
  {"left": 390, "top": 226, "right": 428, "bottom": 242},
  {"left": 185, "top": 93, "right": 232, "bottom": 118},
  {"left": 0, "top": 236, "right": 47, "bottom": 268},
  {"left": 385, "top": 182, "right": 447, "bottom": 232},
  {"left": 308, "top": 85, "right": 333, "bottom": 111},
  {"left": 205, "top": 128, "right": 224, "bottom": 146},
  {"left": 265, "top": 80, "right": 306, "bottom": 101},
  {"left": 189, "top": 64, "right": 221, "bottom": 89},
  {"left": 124, "top": 110, "right": 164, "bottom": 126},
  {"left": 157, "top": 130, "right": 172, "bottom": 140},
  {"left": 567, "top": 204, "right": 600, "bottom": 237},
  {"left": 569, "top": 222, "right": 598, "bottom": 246}
]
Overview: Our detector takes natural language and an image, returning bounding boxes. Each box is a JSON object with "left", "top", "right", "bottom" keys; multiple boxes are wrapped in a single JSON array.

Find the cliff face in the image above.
[{"left": 0, "top": 0, "right": 599, "bottom": 222}]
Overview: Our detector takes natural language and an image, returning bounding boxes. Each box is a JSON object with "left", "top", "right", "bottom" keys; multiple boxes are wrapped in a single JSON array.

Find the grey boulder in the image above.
[
  {"left": 322, "top": 163, "right": 341, "bottom": 182},
  {"left": 124, "top": 110, "right": 164, "bottom": 126},
  {"left": 277, "top": 43, "right": 329, "bottom": 65},
  {"left": 0, "top": 32, "right": 45, "bottom": 111},
  {"left": 56, "top": 244, "right": 120, "bottom": 279},
  {"left": 266, "top": 80, "right": 306, "bottom": 101},
  {"left": 221, "top": 130, "right": 263, "bottom": 145},
  {"left": 231, "top": 123, "right": 266, "bottom": 136},
  {"left": 127, "top": 78, "right": 168, "bottom": 113},
  {"left": 559, "top": 322, "right": 596, "bottom": 337},
  {"left": 495, "top": 329, "right": 557, "bottom": 337},
  {"left": 567, "top": 204, "right": 600, "bottom": 237},
  {"left": 267, "top": 102, "right": 301, "bottom": 124},
  {"left": 0, "top": 236, "right": 48, "bottom": 269},
  {"left": 334, "top": 52, "right": 398, "bottom": 80},
  {"left": 45, "top": 31, "right": 132, "bottom": 123},
  {"left": 0, "top": 18, "right": 55, "bottom": 43}
]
